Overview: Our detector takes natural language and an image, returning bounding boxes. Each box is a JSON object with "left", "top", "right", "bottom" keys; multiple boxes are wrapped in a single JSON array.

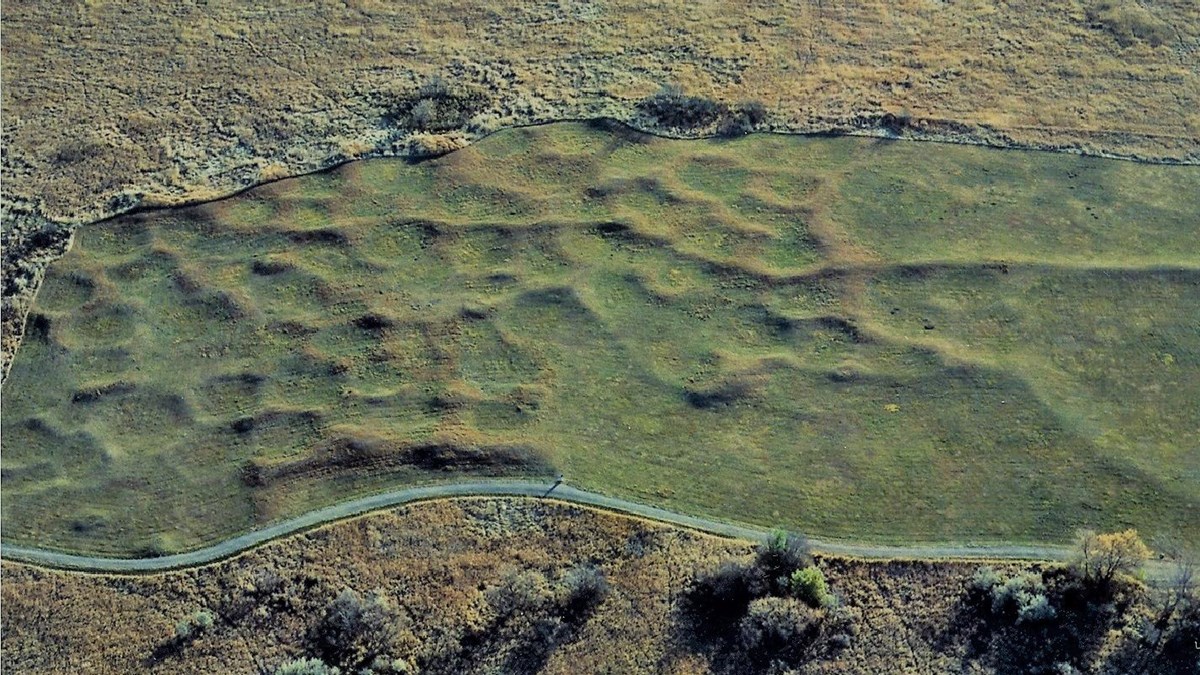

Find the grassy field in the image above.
[{"left": 2, "top": 123, "right": 1197, "bottom": 555}]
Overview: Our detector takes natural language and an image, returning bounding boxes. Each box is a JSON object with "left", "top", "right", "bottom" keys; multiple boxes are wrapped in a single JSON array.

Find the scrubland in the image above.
[
  {"left": 4, "top": 0, "right": 1197, "bottom": 224},
  {"left": 2, "top": 499, "right": 1192, "bottom": 674}
]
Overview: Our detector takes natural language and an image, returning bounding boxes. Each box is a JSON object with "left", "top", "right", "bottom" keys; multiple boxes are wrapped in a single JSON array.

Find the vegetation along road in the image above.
[{"left": 1, "top": 479, "right": 1125, "bottom": 574}]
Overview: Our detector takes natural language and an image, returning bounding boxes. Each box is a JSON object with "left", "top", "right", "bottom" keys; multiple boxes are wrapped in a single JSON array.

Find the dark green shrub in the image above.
[
  {"left": 682, "top": 561, "right": 767, "bottom": 634},
  {"left": 638, "top": 84, "right": 725, "bottom": 130},
  {"left": 756, "top": 530, "right": 812, "bottom": 593}
]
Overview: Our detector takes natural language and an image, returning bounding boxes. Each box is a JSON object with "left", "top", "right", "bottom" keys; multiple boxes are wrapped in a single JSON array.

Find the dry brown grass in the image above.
[
  {"left": 0, "top": 498, "right": 1177, "bottom": 674},
  {"left": 2, "top": 0, "right": 1197, "bottom": 225}
]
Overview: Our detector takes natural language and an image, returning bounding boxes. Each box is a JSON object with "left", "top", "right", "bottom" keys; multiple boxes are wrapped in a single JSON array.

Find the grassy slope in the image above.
[{"left": 2, "top": 123, "right": 1197, "bottom": 555}]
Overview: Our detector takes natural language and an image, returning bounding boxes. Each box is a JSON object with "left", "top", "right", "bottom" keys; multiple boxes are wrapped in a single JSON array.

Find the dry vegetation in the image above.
[
  {"left": 3, "top": 0, "right": 1197, "bottom": 224},
  {"left": 2, "top": 499, "right": 1194, "bottom": 674},
  {"left": 3, "top": 0, "right": 1199, "bottom": 376}
]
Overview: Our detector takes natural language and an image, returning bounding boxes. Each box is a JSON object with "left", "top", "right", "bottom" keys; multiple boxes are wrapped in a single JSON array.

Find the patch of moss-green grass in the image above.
[{"left": 2, "top": 123, "right": 1196, "bottom": 555}]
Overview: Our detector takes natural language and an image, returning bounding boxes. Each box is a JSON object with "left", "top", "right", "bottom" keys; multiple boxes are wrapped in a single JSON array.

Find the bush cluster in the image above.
[
  {"left": 638, "top": 84, "right": 723, "bottom": 130},
  {"left": 433, "top": 564, "right": 613, "bottom": 673},
  {"left": 485, "top": 564, "right": 609, "bottom": 624},
  {"left": 174, "top": 609, "right": 215, "bottom": 643},
  {"left": 313, "top": 589, "right": 400, "bottom": 671},
  {"left": 638, "top": 84, "right": 768, "bottom": 136},
  {"left": 970, "top": 568, "right": 1058, "bottom": 625},
  {"left": 682, "top": 530, "right": 850, "bottom": 665},
  {"left": 389, "top": 76, "right": 490, "bottom": 133}
]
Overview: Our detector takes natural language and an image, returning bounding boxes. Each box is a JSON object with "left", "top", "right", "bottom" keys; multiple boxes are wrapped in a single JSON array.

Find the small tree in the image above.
[{"left": 1072, "top": 529, "right": 1151, "bottom": 585}]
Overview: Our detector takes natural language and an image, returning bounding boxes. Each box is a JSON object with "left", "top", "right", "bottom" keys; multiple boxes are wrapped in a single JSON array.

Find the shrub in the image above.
[
  {"left": 418, "top": 75, "right": 451, "bottom": 100},
  {"left": 275, "top": 657, "right": 341, "bottom": 675},
  {"left": 174, "top": 609, "right": 215, "bottom": 642},
  {"left": 969, "top": 566, "right": 1004, "bottom": 595},
  {"left": 638, "top": 84, "right": 725, "bottom": 130},
  {"left": 717, "top": 100, "right": 768, "bottom": 138},
  {"left": 789, "top": 566, "right": 833, "bottom": 608},
  {"left": 881, "top": 108, "right": 915, "bottom": 134},
  {"left": 408, "top": 99, "right": 439, "bottom": 129},
  {"left": 1015, "top": 591, "right": 1058, "bottom": 624},
  {"left": 407, "top": 132, "right": 469, "bottom": 158},
  {"left": 389, "top": 76, "right": 489, "bottom": 132},
  {"left": 487, "top": 569, "right": 555, "bottom": 618},
  {"left": 738, "top": 100, "right": 768, "bottom": 126},
  {"left": 560, "top": 564, "right": 610, "bottom": 619},
  {"left": 756, "top": 530, "right": 811, "bottom": 593},
  {"left": 738, "top": 596, "right": 820, "bottom": 657},
  {"left": 315, "top": 589, "right": 398, "bottom": 670},
  {"left": 991, "top": 572, "right": 1046, "bottom": 615},
  {"left": 682, "top": 561, "right": 766, "bottom": 634}
]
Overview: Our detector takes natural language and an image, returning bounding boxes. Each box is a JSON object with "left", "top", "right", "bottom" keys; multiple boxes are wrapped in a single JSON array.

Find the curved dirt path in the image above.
[{"left": 0, "top": 479, "right": 1100, "bottom": 574}]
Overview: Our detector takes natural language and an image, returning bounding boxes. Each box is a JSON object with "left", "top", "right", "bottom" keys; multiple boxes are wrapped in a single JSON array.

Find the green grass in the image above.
[{"left": 3, "top": 123, "right": 1197, "bottom": 555}]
